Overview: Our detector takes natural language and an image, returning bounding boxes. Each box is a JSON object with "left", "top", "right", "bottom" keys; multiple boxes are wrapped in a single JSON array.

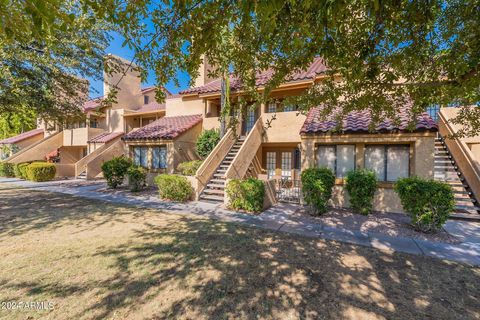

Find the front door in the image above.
[{"left": 243, "top": 107, "right": 257, "bottom": 135}]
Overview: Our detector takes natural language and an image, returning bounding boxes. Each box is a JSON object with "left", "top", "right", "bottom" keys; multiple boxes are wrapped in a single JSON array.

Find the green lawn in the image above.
[{"left": 0, "top": 189, "right": 478, "bottom": 319}]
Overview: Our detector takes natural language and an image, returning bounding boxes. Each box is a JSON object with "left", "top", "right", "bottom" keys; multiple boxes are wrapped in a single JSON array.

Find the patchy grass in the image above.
[{"left": 0, "top": 189, "right": 478, "bottom": 320}]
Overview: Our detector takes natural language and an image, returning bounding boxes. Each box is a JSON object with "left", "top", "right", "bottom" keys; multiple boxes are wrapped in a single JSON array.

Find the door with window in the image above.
[{"left": 243, "top": 107, "right": 257, "bottom": 135}]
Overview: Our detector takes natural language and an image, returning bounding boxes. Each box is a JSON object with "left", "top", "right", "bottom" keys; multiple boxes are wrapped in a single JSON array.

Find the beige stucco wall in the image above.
[
  {"left": 62, "top": 128, "right": 105, "bottom": 147},
  {"left": 106, "top": 109, "right": 125, "bottom": 132},
  {"left": 261, "top": 111, "right": 306, "bottom": 143},
  {"left": 14, "top": 133, "right": 45, "bottom": 150},
  {"left": 7, "top": 132, "right": 63, "bottom": 164},
  {"left": 173, "top": 122, "right": 202, "bottom": 171},
  {"left": 103, "top": 55, "right": 143, "bottom": 110},
  {"left": 301, "top": 132, "right": 436, "bottom": 213},
  {"left": 166, "top": 97, "right": 205, "bottom": 117},
  {"left": 60, "top": 146, "right": 86, "bottom": 164}
]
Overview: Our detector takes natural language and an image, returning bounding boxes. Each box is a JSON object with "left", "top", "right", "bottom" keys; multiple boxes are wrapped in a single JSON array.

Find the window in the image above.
[
  {"left": 144, "top": 95, "right": 149, "bottom": 104},
  {"left": 317, "top": 145, "right": 355, "bottom": 178},
  {"left": 90, "top": 118, "right": 98, "bottom": 128},
  {"left": 266, "top": 152, "right": 276, "bottom": 179},
  {"left": 152, "top": 146, "right": 167, "bottom": 169},
  {"left": 365, "top": 145, "right": 409, "bottom": 181},
  {"left": 133, "top": 146, "right": 149, "bottom": 168},
  {"left": 281, "top": 152, "right": 292, "bottom": 180},
  {"left": 267, "top": 103, "right": 277, "bottom": 113},
  {"left": 283, "top": 103, "right": 295, "bottom": 112}
]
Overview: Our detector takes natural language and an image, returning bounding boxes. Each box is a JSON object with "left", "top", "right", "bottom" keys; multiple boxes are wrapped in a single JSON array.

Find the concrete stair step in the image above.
[
  {"left": 455, "top": 197, "right": 476, "bottom": 203},
  {"left": 200, "top": 194, "right": 224, "bottom": 202},
  {"left": 203, "top": 189, "right": 224, "bottom": 195},
  {"left": 449, "top": 212, "right": 480, "bottom": 221},
  {"left": 210, "top": 178, "right": 225, "bottom": 183},
  {"left": 213, "top": 173, "right": 225, "bottom": 178},
  {"left": 207, "top": 183, "right": 225, "bottom": 188},
  {"left": 455, "top": 204, "right": 480, "bottom": 211}
]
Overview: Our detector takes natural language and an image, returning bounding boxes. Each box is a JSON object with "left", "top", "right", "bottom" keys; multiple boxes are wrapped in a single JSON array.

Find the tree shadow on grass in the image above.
[
  {"left": 0, "top": 189, "right": 478, "bottom": 319},
  {"left": 0, "top": 189, "right": 143, "bottom": 237},
  {"left": 82, "top": 217, "right": 479, "bottom": 320}
]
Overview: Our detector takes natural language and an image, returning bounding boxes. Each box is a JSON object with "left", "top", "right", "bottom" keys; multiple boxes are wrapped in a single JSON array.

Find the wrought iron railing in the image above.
[{"left": 275, "top": 179, "right": 302, "bottom": 203}]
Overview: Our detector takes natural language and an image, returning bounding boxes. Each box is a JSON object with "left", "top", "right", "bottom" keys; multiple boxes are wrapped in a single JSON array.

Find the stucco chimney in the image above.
[
  {"left": 103, "top": 54, "right": 142, "bottom": 110},
  {"left": 194, "top": 55, "right": 218, "bottom": 87}
]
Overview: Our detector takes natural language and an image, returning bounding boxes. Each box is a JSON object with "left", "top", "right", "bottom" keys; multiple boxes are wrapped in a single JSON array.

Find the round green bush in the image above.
[
  {"left": 301, "top": 167, "right": 336, "bottom": 215},
  {"left": 0, "top": 162, "right": 15, "bottom": 177},
  {"left": 26, "top": 162, "right": 56, "bottom": 182},
  {"left": 394, "top": 176, "right": 455, "bottom": 233},
  {"left": 127, "top": 166, "right": 146, "bottom": 192},
  {"left": 345, "top": 169, "right": 377, "bottom": 215},
  {"left": 101, "top": 156, "right": 132, "bottom": 189},
  {"left": 154, "top": 174, "right": 193, "bottom": 202},
  {"left": 226, "top": 178, "right": 265, "bottom": 213},
  {"left": 177, "top": 160, "right": 203, "bottom": 176},
  {"left": 196, "top": 129, "right": 220, "bottom": 158}
]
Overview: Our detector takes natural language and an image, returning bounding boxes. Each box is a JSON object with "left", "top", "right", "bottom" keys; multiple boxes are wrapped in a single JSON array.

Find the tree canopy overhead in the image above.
[
  {"left": 0, "top": 0, "right": 110, "bottom": 136},
  {"left": 98, "top": 0, "right": 479, "bottom": 135}
]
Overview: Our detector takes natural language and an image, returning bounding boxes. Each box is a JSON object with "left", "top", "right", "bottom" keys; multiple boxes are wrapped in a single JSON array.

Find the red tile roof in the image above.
[
  {"left": 87, "top": 131, "right": 124, "bottom": 143},
  {"left": 83, "top": 97, "right": 104, "bottom": 112},
  {"left": 300, "top": 105, "right": 438, "bottom": 135},
  {"left": 0, "top": 129, "right": 44, "bottom": 144},
  {"left": 179, "top": 57, "right": 328, "bottom": 95},
  {"left": 123, "top": 114, "right": 202, "bottom": 141}
]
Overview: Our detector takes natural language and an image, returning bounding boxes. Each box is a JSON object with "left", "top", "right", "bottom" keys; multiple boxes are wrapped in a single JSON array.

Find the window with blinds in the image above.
[
  {"left": 152, "top": 146, "right": 167, "bottom": 169},
  {"left": 316, "top": 145, "right": 355, "bottom": 178},
  {"left": 365, "top": 145, "right": 409, "bottom": 181},
  {"left": 133, "top": 146, "right": 149, "bottom": 168}
]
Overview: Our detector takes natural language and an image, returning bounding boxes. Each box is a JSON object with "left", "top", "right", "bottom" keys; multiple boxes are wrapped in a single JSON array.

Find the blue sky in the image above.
[{"left": 88, "top": 32, "right": 191, "bottom": 98}]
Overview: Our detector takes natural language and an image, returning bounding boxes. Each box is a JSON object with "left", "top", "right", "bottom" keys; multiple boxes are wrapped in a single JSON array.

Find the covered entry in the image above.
[{"left": 260, "top": 144, "right": 302, "bottom": 203}]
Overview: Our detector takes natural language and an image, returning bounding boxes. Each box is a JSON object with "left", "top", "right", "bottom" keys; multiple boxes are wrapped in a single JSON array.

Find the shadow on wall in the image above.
[{"left": 0, "top": 190, "right": 478, "bottom": 319}]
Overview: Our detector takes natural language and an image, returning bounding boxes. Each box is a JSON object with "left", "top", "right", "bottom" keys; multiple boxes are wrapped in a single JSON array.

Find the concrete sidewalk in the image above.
[{"left": 1, "top": 177, "right": 479, "bottom": 266}]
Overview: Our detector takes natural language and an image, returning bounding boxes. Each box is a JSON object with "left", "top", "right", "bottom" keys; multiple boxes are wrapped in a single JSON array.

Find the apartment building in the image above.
[
  {"left": 5, "top": 55, "right": 169, "bottom": 179},
  {"left": 5, "top": 55, "right": 479, "bottom": 217}
]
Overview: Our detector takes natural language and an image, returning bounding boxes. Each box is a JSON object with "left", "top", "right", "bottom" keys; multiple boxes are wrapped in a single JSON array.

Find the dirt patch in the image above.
[{"left": 294, "top": 207, "right": 461, "bottom": 244}]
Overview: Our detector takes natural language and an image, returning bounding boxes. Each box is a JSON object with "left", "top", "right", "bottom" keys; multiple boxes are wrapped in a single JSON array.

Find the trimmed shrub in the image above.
[
  {"left": 226, "top": 178, "right": 265, "bottom": 213},
  {"left": 196, "top": 129, "right": 220, "bottom": 158},
  {"left": 101, "top": 156, "right": 132, "bottom": 189},
  {"left": 15, "top": 162, "right": 31, "bottom": 179},
  {"left": 25, "top": 162, "right": 56, "bottom": 182},
  {"left": 127, "top": 166, "right": 146, "bottom": 192},
  {"left": 394, "top": 176, "right": 455, "bottom": 233},
  {"left": 177, "top": 160, "right": 203, "bottom": 176},
  {"left": 301, "top": 167, "right": 336, "bottom": 215},
  {"left": 154, "top": 174, "right": 193, "bottom": 202},
  {"left": 345, "top": 169, "right": 378, "bottom": 215},
  {"left": 0, "top": 162, "right": 15, "bottom": 177}
]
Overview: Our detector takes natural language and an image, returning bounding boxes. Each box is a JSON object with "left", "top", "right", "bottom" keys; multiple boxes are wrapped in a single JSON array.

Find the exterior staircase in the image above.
[
  {"left": 434, "top": 135, "right": 480, "bottom": 219},
  {"left": 199, "top": 136, "right": 245, "bottom": 202}
]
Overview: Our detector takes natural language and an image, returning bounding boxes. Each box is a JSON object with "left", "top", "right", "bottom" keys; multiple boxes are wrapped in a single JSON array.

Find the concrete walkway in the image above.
[{"left": 1, "top": 177, "right": 479, "bottom": 266}]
